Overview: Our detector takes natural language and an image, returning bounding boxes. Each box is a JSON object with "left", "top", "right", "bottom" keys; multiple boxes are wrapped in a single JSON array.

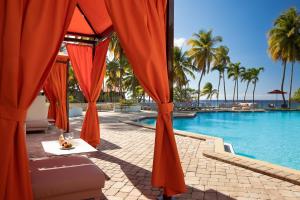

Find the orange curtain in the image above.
[
  {"left": 66, "top": 39, "right": 110, "bottom": 147},
  {"left": 0, "top": 1, "right": 76, "bottom": 199},
  {"left": 104, "top": 0, "right": 186, "bottom": 196},
  {"left": 44, "top": 83, "right": 57, "bottom": 120},
  {"left": 43, "top": 55, "right": 69, "bottom": 130}
]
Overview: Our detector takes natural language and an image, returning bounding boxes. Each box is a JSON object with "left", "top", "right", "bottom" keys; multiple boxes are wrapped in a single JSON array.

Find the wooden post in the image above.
[
  {"left": 164, "top": 0, "right": 174, "bottom": 199},
  {"left": 166, "top": 0, "right": 174, "bottom": 104},
  {"left": 66, "top": 61, "right": 70, "bottom": 132}
]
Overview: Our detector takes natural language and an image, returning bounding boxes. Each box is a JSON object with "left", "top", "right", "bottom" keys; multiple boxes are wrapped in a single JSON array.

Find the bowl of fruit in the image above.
[
  {"left": 59, "top": 134, "right": 75, "bottom": 150},
  {"left": 60, "top": 141, "right": 74, "bottom": 150}
]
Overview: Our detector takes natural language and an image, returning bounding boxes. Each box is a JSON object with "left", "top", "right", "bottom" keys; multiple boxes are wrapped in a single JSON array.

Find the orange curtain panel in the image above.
[
  {"left": 66, "top": 39, "right": 110, "bottom": 147},
  {"left": 104, "top": 0, "right": 186, "bottom": 196},
  {"left": 44, "top": 82, "right": 57, "bottom": 120},
  {"left": 43, "top": 55, "right": 69, "bottom": 130},
  {"left": 0, "top": 1, "right": 76, "bottom": 199}
]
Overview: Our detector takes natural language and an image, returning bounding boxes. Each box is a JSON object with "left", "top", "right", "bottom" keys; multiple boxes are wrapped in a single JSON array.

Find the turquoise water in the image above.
[{"left": 141, "top": 111, "right": 300, "bottom": 170}]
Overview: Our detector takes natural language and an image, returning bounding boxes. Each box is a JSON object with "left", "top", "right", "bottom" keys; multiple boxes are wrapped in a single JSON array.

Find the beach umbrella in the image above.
[{"left": 267, "top": 90, "right": 287, "bottom": 107}]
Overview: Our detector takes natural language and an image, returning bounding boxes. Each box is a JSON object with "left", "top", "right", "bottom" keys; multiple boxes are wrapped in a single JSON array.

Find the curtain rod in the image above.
[{"left": 63, "top": 37, "right": 97, "bottom": 45}]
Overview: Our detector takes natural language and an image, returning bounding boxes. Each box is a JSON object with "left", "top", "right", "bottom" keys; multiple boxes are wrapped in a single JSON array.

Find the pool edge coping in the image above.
[{"left": 120, "top": 112, "right": 300, "bottom": 186}]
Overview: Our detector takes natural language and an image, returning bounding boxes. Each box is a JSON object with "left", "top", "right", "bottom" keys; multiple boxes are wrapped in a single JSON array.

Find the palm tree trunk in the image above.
[
  {"left": 244, "top": 81, "right": 250, "bottom": 102},
  {"left": 217, "top": 74, "right": 221, "bottom": 106},
  {"left": 131, "top": 79, "right": 136, "bottom": 99},
  {"left": 119, "top": 50, "right": 124, "bottom": 99},
  {"left": 237, "top": 79, "right": 239, "bottom": 102},
  {"left": 179, "top": 85, "right": 182, "bottom": 101},
  {"left": 114, "top": 81, "right": 119, "bottom": 102},
  {"left": 197, "top": 70, "right": 205, "bottom": 107},
  {"left": 143, "top": 91, "right": 145, "bottom": 102},
  {"left": 252, "top": 80, "right": 256, "bottom": 104},
  {"left": 119, "top": 76, "right": 123, "bottom": 99},
  {"left": 223, "top": 72, "right": 227, "bottom": 102},
  {"left": 281, "top": 61, "right": 287, "bottom": 106},
  {"left": 185, "top": 84, "right": 187, "bottom": 99},
  {"left": 288, "top": 62, "right": 294, "bottom": 109},
  {"left": 233, "top": 80, "right": 236, "bottom": 102}
]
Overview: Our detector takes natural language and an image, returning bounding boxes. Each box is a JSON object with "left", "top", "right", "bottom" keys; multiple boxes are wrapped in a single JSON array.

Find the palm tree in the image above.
[
  {"left": 250, "top": 67, "right": 264, "bottom": 103},
  {"left": 108, "top": 33, "right": 126, "bottom": 98},
  {"left": 212, "top": 45, "right": 230, "bottom": 104},
  {"left": 106, "top": 58, "right": 129, "bottom": 100},
  {"left": 123, "top": 67, "right": 144, "bottom": 100},
  {"left": 227, "top": 62, "right": 245, "bottom": 102},
  {"left": 173, "top": 47, "right": 196, "bottom": 97},
  {"left": 109, "top": 32, "right": 123, "bottom": 59},
  {"left": 201, "top": 82, "right": 218, "bottom": 101},
  {"left": 187, "top": 30, "right": 222, "bottom": 106},
  {"left": 105, "top": 59, "right": 120, "bottom": 101},
  {"left": 268, "top": 7, "right": 300, "bottom": 108},
  {"left": 241, "top": 68, "right": 253, "bottom": 101}
]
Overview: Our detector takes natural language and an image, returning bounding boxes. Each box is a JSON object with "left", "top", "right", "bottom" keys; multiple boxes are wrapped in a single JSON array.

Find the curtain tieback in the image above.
[
  {"left": 88, "top": 102, "right": 97, "bottom": 108},
  {"left": 158, "top": 102, "right": 173, "bottom": 114},
  {"left": 0, "top": 104, "right": 27, "bottom": 121}
]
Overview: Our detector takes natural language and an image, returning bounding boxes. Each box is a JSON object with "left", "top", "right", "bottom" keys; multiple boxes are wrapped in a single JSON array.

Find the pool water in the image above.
[{"left": 141, "top": 111, "right": 300, "bottom": 170}]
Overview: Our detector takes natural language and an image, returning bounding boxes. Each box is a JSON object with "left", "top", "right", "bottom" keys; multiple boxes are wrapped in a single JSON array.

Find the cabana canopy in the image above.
[
  {"left": 0, "top": 0, "right": 185, "bottom": 199},
  {"left": 67, "top": 1, "right": 113, "bottom": 38}
]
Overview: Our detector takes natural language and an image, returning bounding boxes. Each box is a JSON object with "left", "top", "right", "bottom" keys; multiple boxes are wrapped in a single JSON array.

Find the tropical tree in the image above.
[
  {"left": 241, "top": 68, "right": 253, "bottom": 101},
  {"left": 187, "top": 30, "right": 222, "bottom": 106},
  {"left": 292, "top": 88, "right": 300, "bottom": 102},
  {"left": 227, "top": 62, "right": 245, "bottom": 102},
  {"left": 212, "top": 45, "right": 230, "bottom": 104},
  {"left": 173, "top": 46, "right": 196, "bottom": 96},
  {"left": 108, "top": 33, "right": 127, "bottom": 98},
  {"left": 68, "top": 66, "right": 84, "bottom": 102},
  {"left": 105, "top": 58, "right": 129, "bottom": 100},
  {"left": 123, "top": 67, "right": 144, "bottom": 101},
  {"left": 201, "top": 82, "right": 218, "bottom": 101},
  {"left": 250, "top": 67, "right": 264, "bottom": 103},
  {"left": 268, "top": 7, "right": 300, "bottom": 108},
  {"left": 109, "top": 32, "right": 123, "bottom": 59},
  {"left": 174, "top": 87, "right": 196, "bottom": 102}
]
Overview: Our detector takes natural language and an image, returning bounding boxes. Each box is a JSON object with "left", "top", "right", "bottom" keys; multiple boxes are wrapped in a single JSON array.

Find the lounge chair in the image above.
[
  {"left": 30, "top": 156, "right": 105, "bottom": 200},
  {"left": 26, "top": 95, "right": 49, "bottom": 133}
]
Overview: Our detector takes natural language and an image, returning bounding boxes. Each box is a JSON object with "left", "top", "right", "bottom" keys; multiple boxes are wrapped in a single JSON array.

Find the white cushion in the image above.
[{"left": 26, "top": 96, "right": 49, "bottom": 121}]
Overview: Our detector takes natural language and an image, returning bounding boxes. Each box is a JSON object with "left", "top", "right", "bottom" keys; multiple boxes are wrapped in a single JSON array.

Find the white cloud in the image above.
[{"left": 174, "top": 37, "right": 186, "bottom": 48}]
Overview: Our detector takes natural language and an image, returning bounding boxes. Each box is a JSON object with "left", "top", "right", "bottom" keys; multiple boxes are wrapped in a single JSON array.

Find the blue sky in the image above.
[{"left": 174, "top": 0, "right": 300, "bottom": 100}]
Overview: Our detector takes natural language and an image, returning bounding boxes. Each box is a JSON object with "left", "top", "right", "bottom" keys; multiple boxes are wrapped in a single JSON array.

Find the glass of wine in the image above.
[{"left": 64, "top": 132, "right": 74, "bottom": 141}]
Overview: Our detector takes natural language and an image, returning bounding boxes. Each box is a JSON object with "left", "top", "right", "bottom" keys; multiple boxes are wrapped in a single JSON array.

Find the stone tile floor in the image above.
[{"left": 26, "top": 111, "right": 300, "bottom": 200}]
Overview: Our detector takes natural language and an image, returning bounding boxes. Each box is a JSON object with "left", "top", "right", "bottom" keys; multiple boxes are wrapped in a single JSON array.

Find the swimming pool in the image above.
[{"left": 141, "top": 111, "right": 300, "bottom": 170}]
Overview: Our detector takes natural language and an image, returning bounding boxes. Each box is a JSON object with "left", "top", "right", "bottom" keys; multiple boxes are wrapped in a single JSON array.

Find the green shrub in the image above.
[
  {"left": 292, "top": 88, "right": 300, "bottom": 103},
  {"left": 119, "top": 99, "right": 138, "bottom": 106}
]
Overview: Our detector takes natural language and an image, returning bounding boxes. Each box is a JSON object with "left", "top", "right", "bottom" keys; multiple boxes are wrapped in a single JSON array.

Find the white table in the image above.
[{"left": 41, "top": 139, "right": 97, "bottom": 155}]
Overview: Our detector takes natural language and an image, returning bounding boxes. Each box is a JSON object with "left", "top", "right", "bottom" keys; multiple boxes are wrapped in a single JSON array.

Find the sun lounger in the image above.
[
  {"left": 30, "top": 156, "right": 105, "bottom": 200},
  {"left": 231, "top": 106, "right": 241, "bottom": 111},
  {"left": 242, "top": 106, "right": 250, "bottom": 111},
  {"left": 26, "top": 95, "right": 49, "bottom": 133}
]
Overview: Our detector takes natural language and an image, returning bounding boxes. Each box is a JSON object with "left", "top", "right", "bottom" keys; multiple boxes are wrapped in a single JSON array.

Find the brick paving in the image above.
[{"left": 26, "top": 111, "right": 300, "bottom": 200}]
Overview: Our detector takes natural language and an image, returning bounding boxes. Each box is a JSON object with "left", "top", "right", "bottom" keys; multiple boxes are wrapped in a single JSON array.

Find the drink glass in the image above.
[{"left": 65, "top": 132, "right": 74, "bottom": 141}]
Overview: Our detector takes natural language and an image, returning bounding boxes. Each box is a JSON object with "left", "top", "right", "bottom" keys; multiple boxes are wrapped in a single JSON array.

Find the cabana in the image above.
[
  {"left": 268, "top": 89, "right": 287, "bottom": 108},
  {"left": 43, "top": 55, "right": 70, "bottom": 132},
  {"left": 0, "top": 0, "right": 186, "bottom": 199}
]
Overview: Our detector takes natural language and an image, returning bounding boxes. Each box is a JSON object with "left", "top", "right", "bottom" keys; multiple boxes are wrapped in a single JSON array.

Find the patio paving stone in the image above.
[{"left": 26, "top": 111, "right": 300, "bottom": 200}]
